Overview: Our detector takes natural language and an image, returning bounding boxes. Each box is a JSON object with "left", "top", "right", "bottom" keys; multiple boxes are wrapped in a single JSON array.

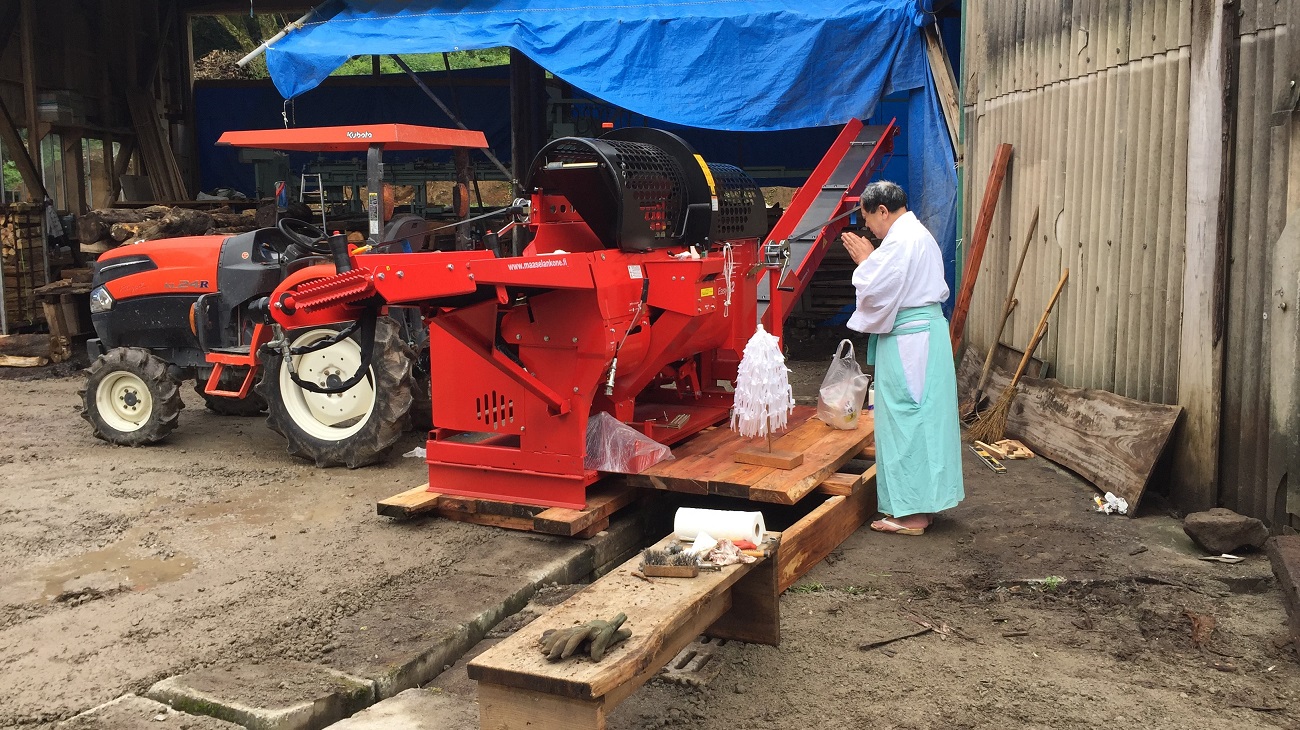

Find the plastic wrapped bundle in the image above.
[{"left": 584, "top": 412, "right": 675, "bottom": 473}]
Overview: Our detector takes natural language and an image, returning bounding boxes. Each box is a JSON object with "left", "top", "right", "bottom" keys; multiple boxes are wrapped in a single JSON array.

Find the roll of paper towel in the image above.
[{"left": 673, "top": 508, "right": 766, "bottom": 544}]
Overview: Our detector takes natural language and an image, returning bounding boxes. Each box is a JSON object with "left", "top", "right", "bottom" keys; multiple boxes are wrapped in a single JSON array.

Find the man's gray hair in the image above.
[{"left": 859, "top": 181, "right": 908, "bottom": 213}]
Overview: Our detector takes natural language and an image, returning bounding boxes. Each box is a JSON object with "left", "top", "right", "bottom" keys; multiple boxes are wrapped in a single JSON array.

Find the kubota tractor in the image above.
[{"left": 81, "top": 124, "right": 490, "bottom": 467}]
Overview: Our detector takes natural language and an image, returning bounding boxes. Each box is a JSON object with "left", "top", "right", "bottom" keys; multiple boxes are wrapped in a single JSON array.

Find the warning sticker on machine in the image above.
[
  {"left": 628, "top": 265, "right": 643, "bottom": 279},
  {"left": 507, "top": 259, "right": 569, "bottom": 271},
  {"left": 700, "top": 287, "right": 715, "bottom": 297}
]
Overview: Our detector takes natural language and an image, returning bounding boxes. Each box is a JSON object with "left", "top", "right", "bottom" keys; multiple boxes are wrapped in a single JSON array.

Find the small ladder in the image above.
[{"left": 300, "top": 172, "right": 328, "bottom": 229}]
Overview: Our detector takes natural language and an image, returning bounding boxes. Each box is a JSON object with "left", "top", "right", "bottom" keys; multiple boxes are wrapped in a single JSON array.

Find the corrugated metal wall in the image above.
[
  {"left": 963, "top": 0, "right": 1191, "bottom": 403},
  {"left": 962, "top": 0, "right": 1295, "bottom": 522},
  {"left": 1219, "top": 3, "right": 1292, "bottom": 521}
]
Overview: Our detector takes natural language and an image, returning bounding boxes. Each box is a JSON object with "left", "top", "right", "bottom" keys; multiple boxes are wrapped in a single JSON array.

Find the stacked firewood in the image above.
[{"left": 78, "top": 206, "right": 260, "bottom": 256}]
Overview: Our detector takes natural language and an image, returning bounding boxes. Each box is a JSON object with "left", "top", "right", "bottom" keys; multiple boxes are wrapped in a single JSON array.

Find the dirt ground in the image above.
[{"left": 1, "top": 360, "right": 1298, "bottom": 729}]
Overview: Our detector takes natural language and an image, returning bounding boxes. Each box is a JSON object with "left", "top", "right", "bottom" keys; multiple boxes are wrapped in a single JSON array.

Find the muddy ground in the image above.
[{"left": 1, "top": 360, "right": 1298, "bottom": 729}]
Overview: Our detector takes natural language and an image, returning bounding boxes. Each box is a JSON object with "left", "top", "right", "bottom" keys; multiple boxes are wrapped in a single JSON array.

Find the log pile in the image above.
[
  {"left": 79, "top": 206, "right": 260, "bottom": 256},
  {"left": 2, "top": 203, "right": 49, "bottom": 328}
]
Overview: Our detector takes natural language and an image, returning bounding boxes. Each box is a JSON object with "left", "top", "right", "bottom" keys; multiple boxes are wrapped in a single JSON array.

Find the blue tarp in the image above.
[{"left": 263, "top": 0, "right": 957, "bottom": 310}]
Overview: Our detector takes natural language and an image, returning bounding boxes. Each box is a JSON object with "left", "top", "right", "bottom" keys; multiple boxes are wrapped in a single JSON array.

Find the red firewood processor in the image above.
[{"left": 84, "top": 122, "right": 895, "bottom": 511}]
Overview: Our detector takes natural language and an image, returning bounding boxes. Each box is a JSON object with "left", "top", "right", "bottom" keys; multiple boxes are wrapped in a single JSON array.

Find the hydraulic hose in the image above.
[{"left": 274, "top": 309, "right": 380, "bottom": 395}]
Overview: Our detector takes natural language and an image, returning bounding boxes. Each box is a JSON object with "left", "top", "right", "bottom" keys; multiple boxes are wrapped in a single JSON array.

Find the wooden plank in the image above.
[
  {"left": 376, "top": 484, "right": 442, "bottom": 519},
  {"left": 532, "top": 482, "right": 637, "bottom": 537},
  {"left": 628, "top": 407, "right": 874, "bottom": 504},
  {"left": 950, "top": 143, "right": 1014, "bottom": 353},
  {"left": 1266, "top": 536, "right": 1300, "bottom": 647},
  {"left": 747, "top": 418, "right": 874, "bottom": 504},
  {"left": 477, "top": 683, "right": 605, "bottom": 730},
  {"left": 969, "top": 361, "right": 1182, "bottom": 516},
  {"left": 924, "top": 24, "right": 960, "bottom": 158},
  {"left": 733, "top": 446, "right": 804, "bottom": 469},
  {"left": 816, "top": 472, "right": 863, "bottom": 497},
  {"left": 0, "top": 355, "right": 47, "bottom": 367},
  {"left": 467, "top": 533, "right": 760, "bottom": 701},
  {"left": 776, "top": 466, "right": 876, "bottom": 593},
  {"left": 0, "top": 96, "right": 45, "bottom": 200}
]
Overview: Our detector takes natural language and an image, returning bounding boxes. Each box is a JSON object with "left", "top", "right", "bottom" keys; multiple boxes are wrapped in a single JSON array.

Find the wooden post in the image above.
[
  {"left": 1173, "top": 0, "right": 1235, "bottom": 513},
  {"left": 454, "top": 148, "right": 474, "bottom": 250},
  {"left": 61, "top": 132, "right": 86, "bottom": 215},
  {"left": 1268, "top": 0, "right": 1300, "bottom": 529},
  {"left": 19, "top": 0, "right": 41, "bottom": 203}
]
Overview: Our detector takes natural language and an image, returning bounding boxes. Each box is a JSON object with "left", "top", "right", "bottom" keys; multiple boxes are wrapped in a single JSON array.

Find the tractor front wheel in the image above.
[
  {"left": 257, "top": 316, "right": 413, "bottom": 468},
  {"left": 81, "top": 348, "right": 183, "bottom": 446}
]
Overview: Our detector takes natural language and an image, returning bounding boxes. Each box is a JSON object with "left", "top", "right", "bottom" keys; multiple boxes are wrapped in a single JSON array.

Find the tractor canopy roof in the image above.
[{"left": 215, "top": 124, "right": 489, "bottom": 152}]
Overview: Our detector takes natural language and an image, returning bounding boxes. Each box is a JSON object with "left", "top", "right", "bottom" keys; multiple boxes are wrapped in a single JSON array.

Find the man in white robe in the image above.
[{"left": 841, "top": 181, "right": 964, "bottom": 535}]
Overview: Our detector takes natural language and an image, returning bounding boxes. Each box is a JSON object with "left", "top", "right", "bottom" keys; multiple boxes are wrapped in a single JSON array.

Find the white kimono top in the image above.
[{"left": 846, "top": 211, "right": 949, "bottom": 403}]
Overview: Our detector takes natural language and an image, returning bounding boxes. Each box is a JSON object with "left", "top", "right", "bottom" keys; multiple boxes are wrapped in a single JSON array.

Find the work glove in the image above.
[{"left": 539, "top": 613, "right": 631, "bottom": 662}]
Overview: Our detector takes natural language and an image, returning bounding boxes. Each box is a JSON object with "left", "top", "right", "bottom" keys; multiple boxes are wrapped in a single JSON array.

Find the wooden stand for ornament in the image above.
[{"left": 734, "top": 433, "right": 804, "bottom": 470}]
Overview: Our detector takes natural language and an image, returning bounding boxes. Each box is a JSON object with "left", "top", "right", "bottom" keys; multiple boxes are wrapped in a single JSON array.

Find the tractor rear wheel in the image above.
[
  {"left": 195, "top": 371, "right": 267, "bottom": 416},
  {"left": 81, "top": 348, "right": 183, "bottom": 446},
  {"left": 257, "top": 316, "right": 413, "bottom": 468}
]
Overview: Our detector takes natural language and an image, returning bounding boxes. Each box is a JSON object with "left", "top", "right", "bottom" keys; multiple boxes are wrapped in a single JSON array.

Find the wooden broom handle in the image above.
[
  {"left": 1009, "top": 268, "right": 1069, "bottom": 387},
  {"left": 974, "top": 207, "right": 1039, "bottom": 396}
]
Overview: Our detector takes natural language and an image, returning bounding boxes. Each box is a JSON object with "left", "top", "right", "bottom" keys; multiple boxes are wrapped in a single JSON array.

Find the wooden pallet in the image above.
[
  {"left": 625, "top": 406, "right": 874, "bottom": 505},
  {"left": 377, "top": 481, "right": 638, "bottom": 538}
]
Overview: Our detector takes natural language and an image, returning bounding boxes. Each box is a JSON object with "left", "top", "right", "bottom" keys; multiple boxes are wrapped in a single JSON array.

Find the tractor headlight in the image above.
[{"left": 89, "top": 286, "right": 114, "bottom": 313}]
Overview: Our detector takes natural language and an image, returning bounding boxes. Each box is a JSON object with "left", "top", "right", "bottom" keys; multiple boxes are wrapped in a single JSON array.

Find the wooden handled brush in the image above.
[
  {"left": 967, "top": 268, "right": 1069, "bottom": 445},
  {"left": 961, "top": 206, "right": 1039, "bottom": 420}
]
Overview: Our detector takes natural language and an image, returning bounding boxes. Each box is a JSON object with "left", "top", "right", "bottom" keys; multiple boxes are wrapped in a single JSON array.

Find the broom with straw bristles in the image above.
[
  {"left": 967, "top": 268, "right": 1069, "bottom": 444},
  {"left": 959, "top": 207, "right": 1039, "bottom": 421}
]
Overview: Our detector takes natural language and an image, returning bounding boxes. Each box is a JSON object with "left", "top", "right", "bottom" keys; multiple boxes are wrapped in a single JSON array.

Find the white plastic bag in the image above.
[
  {"left": 584, "top": 412, "right": 675, "bottom": 473},
  {"left": 816, "top": 340, "right": 870, "bottom": 430}
]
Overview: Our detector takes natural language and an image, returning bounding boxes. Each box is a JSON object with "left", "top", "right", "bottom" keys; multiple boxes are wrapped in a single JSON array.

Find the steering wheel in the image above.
[{"left": 277, "top": 218, "right": 327, "bottom": 251}]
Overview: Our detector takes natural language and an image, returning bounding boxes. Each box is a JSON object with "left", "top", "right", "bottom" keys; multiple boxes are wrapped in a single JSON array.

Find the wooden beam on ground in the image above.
[
  {"left": 949, "top": 143, "right": 1012, "bottom": 354},
  {"left": 1266, "top": 536, "right": 1300, "bottom": 647},
  {"left": 777, "top": 466, "right": 876, "bottom": 592},
  {"left": 1173, "top": 0, "right": 1234, "bottom": 513},
  {"left": 923, "top": 24, "right": 960, "bottom": 159},
  {"left": 0, "top": 355, "right": 48, "bottom": 367},
  {"left": 469, "top": 532, "right": 775, "bottom": 730}
]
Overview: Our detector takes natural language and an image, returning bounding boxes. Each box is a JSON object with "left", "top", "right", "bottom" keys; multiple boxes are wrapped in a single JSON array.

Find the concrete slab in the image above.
[
  {"left": 325, "top": 515, "right": 646, "bottom": 698},
  {"left": 326, "top": 689, "right": 475, "bottom": 730},
  {"left": 147, "top": 661, "right": 375, "bottom": 730},
  {"left": 57, "top": 694, "right": 243, "bottom": 730}
]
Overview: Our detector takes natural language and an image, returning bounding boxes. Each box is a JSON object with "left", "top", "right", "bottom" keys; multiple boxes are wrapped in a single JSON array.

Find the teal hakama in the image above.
[{"left": 867, "top": 303, "right": 965, "bottom": 517}]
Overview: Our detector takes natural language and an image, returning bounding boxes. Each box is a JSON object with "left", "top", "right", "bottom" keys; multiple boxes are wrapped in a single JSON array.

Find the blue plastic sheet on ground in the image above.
[{"left": 263, "top": 0, "right": 957, "bottom": 308}]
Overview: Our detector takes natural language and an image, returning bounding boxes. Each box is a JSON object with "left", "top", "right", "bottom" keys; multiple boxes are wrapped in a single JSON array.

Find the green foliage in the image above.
[
  {"left": 331, "top": 49, "right": 511, "bottom": 76},
  {"left": 1040, "top": 575, "right": 1065, "bottom": 592},
  {"left": 190, "top": 13, "right": 510, "bottom": 82},
  {"left": 2, "top": 160, "right": 20, "bottom": 194},
  {"left": 788, "top": 581, "right": 826, "bottom": 594}
]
